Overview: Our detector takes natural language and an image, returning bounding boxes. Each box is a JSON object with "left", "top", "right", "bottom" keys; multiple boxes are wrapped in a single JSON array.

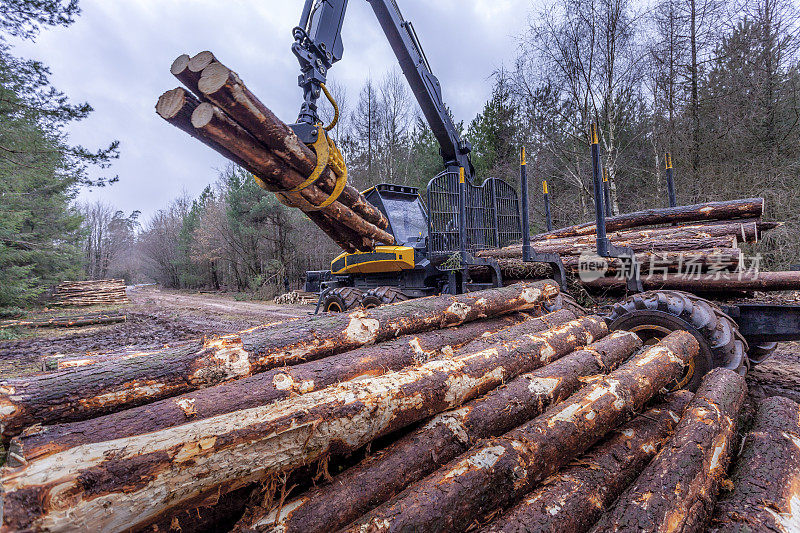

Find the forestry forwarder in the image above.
[{"left": 289, "top": 0, "right": 800, "bottom": 391}]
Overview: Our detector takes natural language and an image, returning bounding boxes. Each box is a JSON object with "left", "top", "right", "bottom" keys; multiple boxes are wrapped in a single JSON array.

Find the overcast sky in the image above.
[{"left": 10, "top": 0, "right": 533, "bottom": 220}]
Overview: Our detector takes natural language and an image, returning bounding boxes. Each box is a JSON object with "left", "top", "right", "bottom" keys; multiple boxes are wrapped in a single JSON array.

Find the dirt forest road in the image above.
[{"left": 0, "top": 287, "right": 312, "bottom": 377}]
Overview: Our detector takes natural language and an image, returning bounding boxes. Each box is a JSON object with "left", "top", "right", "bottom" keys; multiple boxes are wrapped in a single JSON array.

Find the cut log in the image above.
[
  {"left": 235, "top": 329, "right": 642, "bottom": 533},
  {"left": 191, "top": 102, "right": 395, "bottom": 246},
  {"left": 0, "top": 315, "right": 606, "bottom": 532},
  {"left": 584, "top": 271, "right": 800, "bottom": 292},
  {"left": 592, "top": 368, "right": 747, "bottom": 533},
  {"left": 746, "top": 358, "right": 800, "bottom": 404},
  {"left": 0, "top": 281, "right": 559, "bottom": 440},
  {"left": 155, "top": 88, "right": 364, "bottom": 253},
  {"left": 196, "top": 60, "right": 388, "bottom": 231},
  {"left": 0, "top": 313, "right": 126, "bottom": 329},
  {"left": 710, "top": 396, "right": 800, "bottom": 533},
  {"left": 8, "top": 312, "right": 563, "bottom": 466},
  {"left": 532, "top": 198, "right": 764, "bottom": 240},
  {"left": 481, "top": 219, "right": 773, "bottom": 260},
  {"left": 480, "top": 235, "right": 738, "bottom": 258},
  {"left": 344, "top": 331, "right": 698, "bottom": 533},
  {"left": 482, "top": 391, "right": 694, "bottom": 533}
]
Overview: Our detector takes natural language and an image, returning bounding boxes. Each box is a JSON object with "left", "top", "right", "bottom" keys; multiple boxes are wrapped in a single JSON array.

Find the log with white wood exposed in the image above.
[
  {"left": 0, "top": 281, "right": 559, "bottom": 440},
  {"left": 344, "top": 331, "right": 698, "bottom": 533},
  {"left": 0, "top": 314, "right": 606, "bottom": 532},
  {"left": 8, "top": 312, "right": 567, "bottom": 466},
  {"left": 591, "top": 368, "right": 747, "bottom": 533},
  {"left": 235, "top": 329, "right": 641, "bottom": 533}
]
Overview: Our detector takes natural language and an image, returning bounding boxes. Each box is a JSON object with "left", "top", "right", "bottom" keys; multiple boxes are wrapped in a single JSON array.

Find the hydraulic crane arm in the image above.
[{"left": 291, "top": 0, "right": 473, "bottom": 176}]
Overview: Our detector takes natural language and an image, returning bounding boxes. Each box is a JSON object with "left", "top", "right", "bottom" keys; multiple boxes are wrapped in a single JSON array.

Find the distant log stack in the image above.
[
  {"left": 51, "top": 279, "right": 129, "bottom": 306},
  {"left": 0, "top": 312, "right": 126, "bottom": 329},
  {"left": 157, "top": 52, "right": 392, "bottom": 253}
]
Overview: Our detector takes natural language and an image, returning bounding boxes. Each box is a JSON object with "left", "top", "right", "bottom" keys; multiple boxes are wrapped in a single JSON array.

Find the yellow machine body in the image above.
[{"left": 331, "top": 246, "right": 415, "bottom": 275}]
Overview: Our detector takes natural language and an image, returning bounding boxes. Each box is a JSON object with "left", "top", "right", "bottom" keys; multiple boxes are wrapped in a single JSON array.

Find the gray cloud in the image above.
[{"left": 10, "top": 0, "right": 532, "bottom": 220}]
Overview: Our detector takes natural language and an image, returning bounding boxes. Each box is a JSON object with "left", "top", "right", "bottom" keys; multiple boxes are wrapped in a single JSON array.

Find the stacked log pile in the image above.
[
  {"left": 0, "top": 281, "right": 797, "bottom": 533},
  {"left": 157, "top": 52, "right": 392, "bottom": 253},
  {"left": 51, "top": 279, "right": 129, "bottom": 306},
  {"left": 477, "top": 198, "right": 800, "bottom": 293},
  {"left": 0, "top": 312, "right": 126, "bottom": 329}
]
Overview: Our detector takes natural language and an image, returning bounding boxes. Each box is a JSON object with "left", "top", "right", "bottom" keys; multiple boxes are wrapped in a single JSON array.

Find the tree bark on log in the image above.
[
  {"left": 482, "top": 391, "right": 694, "bottom": 533},
  {"left": 344, "top": 331, "right": 699, "bottom": 533},
  {"left": 592, "top": 368, "right": 747, "bottom": 533},
  {"left": 746, "top": 358, "right": 800, "bottom": 404},
  {"left": 710, "top": 396, "right": 800, "bottom": 533},
  {"left": 170, "top": 51, "right": 217, "bottom": 98},
  {"left": 235, "top": 330, "right": 642, "bottom": 533},
  {"left": 0, "top": 313, "right": 126, "bottom": 329},
  {"left": 196, "top": 61, "right": 389, "bottom": 231},
  {"left": 583, "top": 271, "right": 800, "bottom": 292},
  {"left": 0, "top": 315, "right": 605, "bottom": 533},
  {"left": 482, "top": 219, "right": 773, "bottom": 260},
  {"left": 531, "top": 198, "right": 764, "bottom": 240},
  {"left": 480, "top": 235, "right": 738, "bottom": 258},
  {"left": 155, "top": 88, "right": 366, "bottom": 253},
  {"left": 0, "top": 281, "right": 559, "bottom": 440},
  {"left": 190, "top": 102, "right": 394, "bottom": 246},
  {"left": 9, "top": 312, "right": 565, "bottom": 466}
]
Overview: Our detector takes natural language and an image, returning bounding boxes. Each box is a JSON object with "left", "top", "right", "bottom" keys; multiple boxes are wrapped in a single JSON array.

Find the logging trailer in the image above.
[{"left": 290, "top": 0, "right": 800, "bottom": 390}]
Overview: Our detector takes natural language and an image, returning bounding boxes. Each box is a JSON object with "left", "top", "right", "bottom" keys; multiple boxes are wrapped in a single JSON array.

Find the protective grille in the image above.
[{"left": 426, "top": 171, "right": 522, "bottom": 258}]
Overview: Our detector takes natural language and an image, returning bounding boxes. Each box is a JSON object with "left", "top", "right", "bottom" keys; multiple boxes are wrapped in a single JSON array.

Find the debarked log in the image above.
[
  {"left": 482, "top": 391, "right": 694, "bottom": 533},
  {"left": 0, "top": 281, "right": 559, "bottom": 440},
  {"left": 8, "top": 312, "right": 566, "bottom": 466},
  {"left": 344, "top": 331, "right": 698, "bottom": 533},
  {"left": 591, "top": 367, "right": 747, "bottom": 533},
  {"left": 531, "top": 198, "right": 765, "bottom": 241},
  {"left": 0, "top": 314, "right": 605, "bottom": 532},
  {"left": 235, "top": 329, "right": 641, "bottom": 533},
  {"left": 710, "top": 395, "right": 800, "bottom": 533}
]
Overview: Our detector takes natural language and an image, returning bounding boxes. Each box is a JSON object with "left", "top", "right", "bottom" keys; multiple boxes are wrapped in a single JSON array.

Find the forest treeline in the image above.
[{"left": 1, "top": 0, "right": 799, "bottom": 314}]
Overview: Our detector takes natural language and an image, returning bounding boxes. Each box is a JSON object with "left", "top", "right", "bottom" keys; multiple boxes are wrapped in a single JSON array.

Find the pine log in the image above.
[
  {"left": 746, "top": 358, "right": 800, "bottom": 404},
  {"left": 532, "top": 198, "right": 765, "bottom": 240},
  {"left": 584, "top": 270, "right": 800, "bottom": 292},
  {"left": 592, "top": 368, "right": 747, "bottom": 533},
  {"left": 190, "top": 102, "right": 394, "bottom": 246},
  {"left": 197, "top": 60, "right": 389, "bottom": 231},
  {"left": 236, "top": 329, "right": 642, "bottom": 533},
  {"left": 482, "top": 219, "right": 773, "bottom": 260},
  {"left": 8, "top": 312, "right": 562, "bottom": 466},
  {"left": 483, "top": 391, "right": 694, "bottom": 533},
  {"left": 0, "top": 313, "right": 126, "bottom": 329},
  {"left": 480, "top": 234, "right": 738, "bottom": 258},
  {"left": 155, "top": 88, "right": 364, "bottom": 253},
  {"left": 710, "top": 396, "right": 800, "bottom": 532},
  {"left": 0, "top": 315, "right": 606, "bottom": 532},
  {"left": 0, "top": 281, "right": 559, "bottom": 440},
  {"left": 344, "top": 331, "right": 699, "bottom": 533}
]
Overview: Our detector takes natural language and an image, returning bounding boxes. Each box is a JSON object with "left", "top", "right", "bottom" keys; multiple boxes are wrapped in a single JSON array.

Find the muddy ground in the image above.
[{"left": 0, "top": 286, "right": 313, "bottom": 378}]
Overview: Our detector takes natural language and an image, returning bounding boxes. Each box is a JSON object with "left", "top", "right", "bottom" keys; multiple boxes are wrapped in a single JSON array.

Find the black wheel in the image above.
[
  {"left": 322, "top": 287, "right": 362, "bottom": 313},
  {"left": 364, "top": 286, "right": 410, "bottom": 308},
  {"left": 748, "top": 342, "right": 778, "bottom": 364},
  {"left": 361, "top": 294, "right": 383, "bottom": 309},
  {"left": 605, "top": 290, "right": 748, "bottom": 391}
]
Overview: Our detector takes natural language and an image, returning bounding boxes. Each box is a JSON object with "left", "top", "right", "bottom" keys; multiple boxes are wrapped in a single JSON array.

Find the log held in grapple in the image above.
[{"left": 0, "top": 281, "right": 559, "bottom": 440}]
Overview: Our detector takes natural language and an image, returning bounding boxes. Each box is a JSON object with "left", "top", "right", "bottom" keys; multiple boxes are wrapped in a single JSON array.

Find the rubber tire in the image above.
[
  {"left": 322, "top": 287, "right": 362, "bottom": 313},
  {"left": 365, "top": 286, "right": 411, "bottom": 307},
  {"left": 361, "top": 294, "right": 383, "bottom": 310},
  {"left": 605, "top": 290, "right": 748, "bottom": 391},
  {"left": 748, "top": 342, "right": 778, "bottom": 365}
]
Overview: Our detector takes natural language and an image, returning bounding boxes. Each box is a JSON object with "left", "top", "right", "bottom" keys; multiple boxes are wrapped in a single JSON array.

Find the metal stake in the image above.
[
  {"left": 520, "top": 148, "right": 531, "bottom": 262},
  {"left": 543, "top": 180, "right": 553, "bottom": 232}
]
